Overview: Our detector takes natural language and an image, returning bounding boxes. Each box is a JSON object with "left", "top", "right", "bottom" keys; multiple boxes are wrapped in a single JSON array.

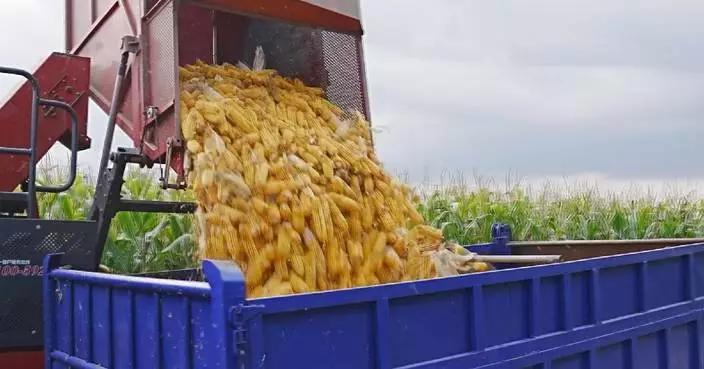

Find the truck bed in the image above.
[{"left": 43, "top": 241, "right": 704, "bottom": 369}]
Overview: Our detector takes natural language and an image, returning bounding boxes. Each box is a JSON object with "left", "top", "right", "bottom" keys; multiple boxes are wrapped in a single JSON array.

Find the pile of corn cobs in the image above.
[{"left": 179, "top": 55, "right": 490, "bottom": 298}]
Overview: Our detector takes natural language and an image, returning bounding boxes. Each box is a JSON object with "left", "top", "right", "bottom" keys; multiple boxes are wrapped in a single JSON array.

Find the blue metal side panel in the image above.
[
  {"left": 243, "top": 242, "right": 704, "bottom": 369},
  {"left": 43, "top": 239, "right": 704, "bottom": 369},
  {"left": 42, "top": 254, "right": 237, "bottom": 369}
]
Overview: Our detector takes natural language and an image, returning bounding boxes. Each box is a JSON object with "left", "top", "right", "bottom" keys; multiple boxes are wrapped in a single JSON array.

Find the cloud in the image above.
[
  {"left": 0, "top": 2, "right": 63, "bottom": 68},
  {"left": 360, "top": 0, "right": 704, "bottom": 181},
  {"left": 0, "top": 0, "right": 703, "bottom": 186},
  {"left": 361, "top": 0, "right": 704, "bottom": 71}
]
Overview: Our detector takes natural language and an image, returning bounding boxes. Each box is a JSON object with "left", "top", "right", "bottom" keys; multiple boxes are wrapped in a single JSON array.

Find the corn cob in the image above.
[{"left": 181, "top": 58, "right": 490, "bottom": 299}]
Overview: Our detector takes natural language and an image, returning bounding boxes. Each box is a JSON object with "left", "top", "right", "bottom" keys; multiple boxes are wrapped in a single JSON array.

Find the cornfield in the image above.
[{"left": 36, "top": 159, "right": 704, "bottom": 274}]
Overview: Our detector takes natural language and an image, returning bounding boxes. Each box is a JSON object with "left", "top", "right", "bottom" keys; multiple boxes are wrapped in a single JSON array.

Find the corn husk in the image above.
[{"left": 180, "top": 48, "right": 491, "bottom": 297}]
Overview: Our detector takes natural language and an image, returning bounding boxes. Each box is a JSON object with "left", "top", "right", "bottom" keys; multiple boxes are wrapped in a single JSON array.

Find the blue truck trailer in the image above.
[
  {"left": 1, "top": 1, "right": 701, "bottom": 368},
  {"left": 42, "top": 225, "right": 704, "bottom": 369}
]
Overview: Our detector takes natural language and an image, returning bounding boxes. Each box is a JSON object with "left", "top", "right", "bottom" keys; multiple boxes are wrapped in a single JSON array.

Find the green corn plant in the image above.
[
  {"left": 37, "top": 159, "right": 704, "bottom": 272},
  {"left": 37, "top": 157, "right": 197, "bottom": 274}
]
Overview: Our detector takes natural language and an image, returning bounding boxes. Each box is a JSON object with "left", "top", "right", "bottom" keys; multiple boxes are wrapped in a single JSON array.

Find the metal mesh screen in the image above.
[
  {"left": 238, "top": 18, "right": 368, "bottom": 118},
  {"left": 147, "top": 1, "right": 176, "bottom": 111},
  {"left": 0, "top": 219, "right": 97, "bottom": 349},
  {"left": 320, "top": 30, "right": 367, "bottom": 118}
]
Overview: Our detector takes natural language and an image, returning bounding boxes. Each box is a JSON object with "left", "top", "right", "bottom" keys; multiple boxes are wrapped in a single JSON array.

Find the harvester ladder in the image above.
[{"left": 0, "top": 67, "right": 80, "bottom": 218}]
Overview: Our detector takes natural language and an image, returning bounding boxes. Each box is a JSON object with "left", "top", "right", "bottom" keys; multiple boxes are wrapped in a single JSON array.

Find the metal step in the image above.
[{"left": 0, "top": 192, "right": 29, "bottom": 215}]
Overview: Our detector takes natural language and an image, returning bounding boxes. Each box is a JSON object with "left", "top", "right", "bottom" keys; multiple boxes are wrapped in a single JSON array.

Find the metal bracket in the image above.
[
  {"left": 121, "top": 35, "right": 140, "bottom": 54},
  {"left": 55, "top": 286, "right": 63, "bottom": 303},
  {"left": 142, "top": 105, "right": 185, "bottom": 189},
  {"left": 160, "top": 137, "right": 185, "bottom": 189},
  {"left": 230, "top": 304, "right": 264, "bottom": 351},
  {"left": 145, "top": 105, "right": 158, "bottom": 120},
  {"left": 40, "top": 76, "right": 85, "bottom": 118},
  {"left": 231, "top": 304, "right": 264, "bottom": 326}
]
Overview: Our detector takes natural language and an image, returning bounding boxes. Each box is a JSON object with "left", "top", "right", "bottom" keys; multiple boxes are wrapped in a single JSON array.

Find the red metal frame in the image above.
[
  {"left": 63, "top": 0, "right": 364, "bottom": 182},
  {"left": 0, "top": 53, "right": 90, "bottom": 191},
  {"left": 195, "top": 0, "right": 362, "bottom": 34},
  {"left": 0, "top": 350, "right": 43, "bottom": 369}
]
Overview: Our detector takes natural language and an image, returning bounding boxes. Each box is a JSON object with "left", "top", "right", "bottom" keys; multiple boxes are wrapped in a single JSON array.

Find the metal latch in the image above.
[{"left": 230, "top": 304, "right": 264, "bottom": 355}]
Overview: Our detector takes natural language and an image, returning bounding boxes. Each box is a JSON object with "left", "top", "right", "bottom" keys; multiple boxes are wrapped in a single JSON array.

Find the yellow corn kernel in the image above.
[
  {"left": 290, "top": 273, "right": 310, "bottom": 293},
  {"left": 383, "top": 246, "right": 404, "bottom": 271},
  {"left": 376, "top": 267, "right": 395, "bottom": 284},
  {"left": 245, "top": 246, "right": 274, "bottom": 287},
  {"left": 222, "top": 150, "right": 244, "bottom": 172},
  {"left": 391, "top": 238, "right": 408, "bottom": 258},
  {"left": 349, "top": 217, "right": 362, "bottom": 240},
  {"left": 371, "top": 190, "right": 385, "bottom": 208},
  {"left": 311, "top": 242, "right": 328, "bottom": 289},
  {"left": 387, "top": 232, "right": 398, "bottom": 245},
  {"left": 224, "top": 227, "right": 241, "bottom": 260},
  {"left": 347, "top": 240, "right": 364, "bottom": 269},
  {"left": 339, "top": 272, "right": 352, "bottom": 289},
  {"left": 473, "top": 262, "right": 491, "bottom": 272},
  {"left": 249, "top": 286, "right": 266, "bottom": 298},
  {"left": 316, "top": 274, "right": 330, "bottom": 291},
  {"left": 366, "top": 274, "right": 380, "bottom": 286},
  {"left": 290, "top": 254, "right": 305, "bottom": 276},
  {"left": 274, "top": 259, "right": 289, "bottom": 280},
  {"left": 338, "top": 244, "right": 352, "bottom": 276},
  {"left": 350, "top": 176, "right": 363, "bottom": 198},
  {"left": 362, "top": 230, "right": 378, "bottom": 260},
  {"left": 267, "top": 205, "right": 282, "bottom": 225},
  {"left": 391, "top": 204, "right": 407, "bottom": 227},
  {"left": 270, "top": 159, "right": 288, "bottom": 178},
  {"left": 310, "top": 197, "right": 327, "bottom": 243},
  {"left": 379, "top": 208, "right": 396, "bottom": 232},
  {"left": 291, "top": 210, "right": 306, "bottom": 234},
  {"left": 322, "top": 160, "right": 334, "bottom": 179},
  {"left": 182, "top": 110, "right": 205, "bottom": 140},
  {"left": 362, "top": 197, "right": 374, "bottom": 230},
  {"left": 223, "top": 102, "right": 255, "bottom": 133},
  {"left": 285, "top": 224, "right": 303, "bottom": 248},
  {"left": 251, "top": 197, "right": 269, "bottom": 215},
  {"left": 279, "top": 203, "right": 292, "bottom": 222},
  {"left": 321, "top": 195, "right": 335, "bottom": 244},
  {"left": 261, "top": 222, "right": 274, "bottom": 242},
  {"left": 254, "top": 162, "right": 270, "bottom": 186},
  {"left": 363, "top": 176, "right": 374, "bottom": 194},
  {"left": 372, "top": 232, "right": 388, "bottom": 258},
  {"left": 417, "top": 225, "right": 444, "bottom": 240},
  {"left": 328, "top": 193, "right": 361, "bottom": 213},
  {"left": 304, "top": 251, "right": 317, "bottom": 289},
  {"left": 326, "top": 237, "right": 342, "bottom": 277},
  {"left": 239, "top": 228, "right": 259, "bottom": 261},
  {"left": 206, "top": 225, "right": 228, "bottom": 260},
  {"left": 243, "top": 161, "right": 255, "bottom": 188},
  {"left": 186, "top": 140, "right": 202, "bottom": 154},
  {"left": 298, "top": 151, "right": 319, "bottom": 165},
  {"left": 229, "top": 197, "right": 250, "bottom": 212},
  {"left": 276, "top": 190, "right": 294, "bottom": 205},
  {"left": 269, "top": 281, "right": 294, "bottom": 296},
  {"left": 330, "top": 176, "right": 355, "bottom": 198},
  {"left": 276, "top": 226, "right": 291, "bottom": 259},
  {"left": 264, "top": 180, "right": 288, "bottom": 195},
  {"left": 406, "top": 205, "right": 425, "bottom": 226}
]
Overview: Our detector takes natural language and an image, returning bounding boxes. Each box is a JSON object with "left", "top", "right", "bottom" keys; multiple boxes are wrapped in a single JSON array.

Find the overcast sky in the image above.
[{"left": 1, "top": 1, "right": 703, "bottom": 191}]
